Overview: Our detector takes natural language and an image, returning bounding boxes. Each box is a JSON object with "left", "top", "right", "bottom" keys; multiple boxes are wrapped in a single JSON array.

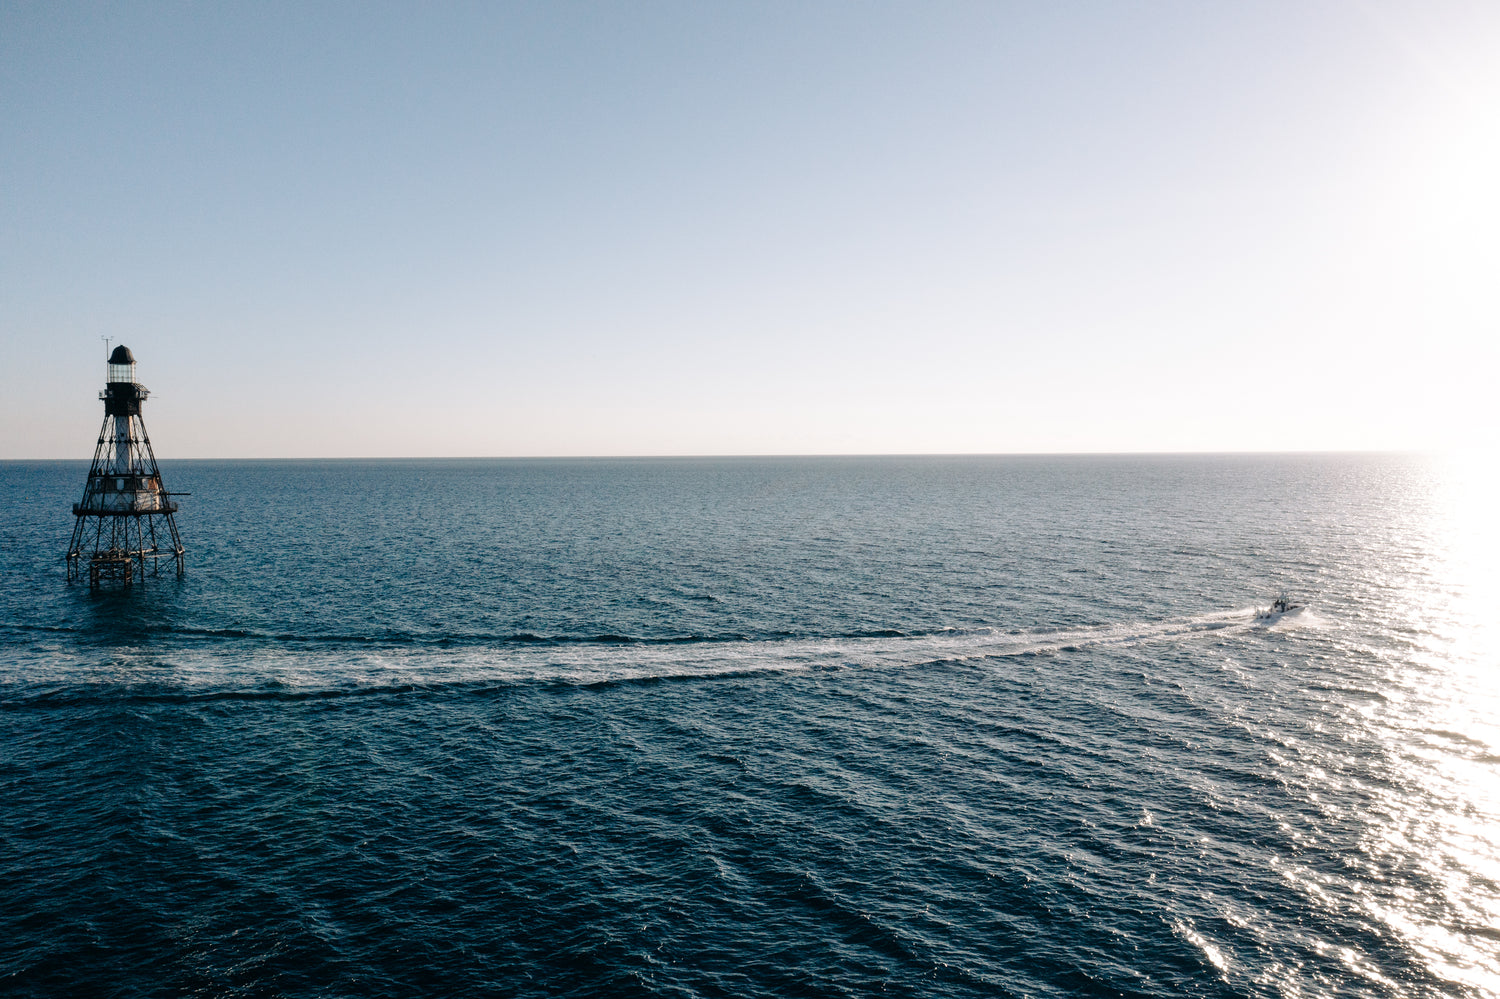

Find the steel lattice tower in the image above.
[{"left": 66, "top": 345, "right": 185, "bottom": 586}]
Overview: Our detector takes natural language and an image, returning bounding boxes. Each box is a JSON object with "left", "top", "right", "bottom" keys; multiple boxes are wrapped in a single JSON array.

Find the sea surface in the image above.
[{"left": 1, "top": 454, "right": 1496, "bottom": 998}]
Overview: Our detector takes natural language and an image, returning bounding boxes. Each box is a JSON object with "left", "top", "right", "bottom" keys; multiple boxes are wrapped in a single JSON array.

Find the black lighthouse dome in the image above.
[{"left": 107, "top": 345, "right": 138, "bottom": 386}]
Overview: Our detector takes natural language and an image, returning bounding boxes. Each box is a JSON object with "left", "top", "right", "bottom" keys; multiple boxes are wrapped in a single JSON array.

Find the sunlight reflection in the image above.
[
  {"left": 1431, "top": 451, "right": 1500, "bottom": 667},
  {"left": 1359, "top": 453, "right": 1500, "bottom": 996}
]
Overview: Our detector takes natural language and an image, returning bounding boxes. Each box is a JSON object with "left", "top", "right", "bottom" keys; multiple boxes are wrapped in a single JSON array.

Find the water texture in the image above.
[{"left": 1, "top": 454, "right": 1495, "bottom": 997}]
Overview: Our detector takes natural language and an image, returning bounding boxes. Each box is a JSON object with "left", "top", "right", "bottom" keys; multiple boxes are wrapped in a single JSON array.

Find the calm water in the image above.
[{"left": 1, "top": 454, "right": 1496, "bottom": 997}]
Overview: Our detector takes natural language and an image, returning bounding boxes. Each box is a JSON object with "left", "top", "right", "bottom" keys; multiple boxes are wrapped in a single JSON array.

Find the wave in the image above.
[
  {"left": 1, "top": 607, "right": 1274, "bottom": 708},
  {"left": 2, "top": 621, "right": 783, "bottom": 647},
  {"left": 0, "top": 615, "right": 1254, "bottom": 651}
]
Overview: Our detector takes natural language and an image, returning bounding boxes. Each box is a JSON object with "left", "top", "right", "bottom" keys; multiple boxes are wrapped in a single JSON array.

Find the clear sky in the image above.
[{"left": 2, "top": 1, "right": 1495, "bottom": 458}]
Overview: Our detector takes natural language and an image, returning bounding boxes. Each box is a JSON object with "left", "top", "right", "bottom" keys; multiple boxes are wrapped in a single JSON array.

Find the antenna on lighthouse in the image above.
[{"left": 65, "top": 345, "right": 186, "bottom": 587}]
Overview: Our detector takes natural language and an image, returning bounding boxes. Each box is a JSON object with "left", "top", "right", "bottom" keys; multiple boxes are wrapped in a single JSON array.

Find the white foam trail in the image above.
[
  {"left": 393, "top": 607, "right": 1266, "bottom": 688},
  {"left": 12, "top": 608, "right": 1282, "bottom": 694}
]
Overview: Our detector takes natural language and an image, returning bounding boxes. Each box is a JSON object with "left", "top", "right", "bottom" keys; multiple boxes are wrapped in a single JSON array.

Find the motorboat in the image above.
[{"left": 1255, "top": 594, "right": 1302, "bottom": 620}]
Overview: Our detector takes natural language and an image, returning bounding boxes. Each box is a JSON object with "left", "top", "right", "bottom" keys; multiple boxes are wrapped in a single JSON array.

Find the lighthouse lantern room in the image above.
[{"left": 66, "top": 345, "right": 186, "bottom": 586}]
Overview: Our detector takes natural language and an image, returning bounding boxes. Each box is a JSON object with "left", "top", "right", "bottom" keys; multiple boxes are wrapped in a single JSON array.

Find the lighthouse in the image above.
[{"left": 66, "top": 345, "right": 185, "bottom": 586}]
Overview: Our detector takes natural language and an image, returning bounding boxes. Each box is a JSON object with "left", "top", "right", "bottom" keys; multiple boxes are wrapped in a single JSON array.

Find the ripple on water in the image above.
[{"left": 1, "top": 455, "right": 1497, "bottom": 996}]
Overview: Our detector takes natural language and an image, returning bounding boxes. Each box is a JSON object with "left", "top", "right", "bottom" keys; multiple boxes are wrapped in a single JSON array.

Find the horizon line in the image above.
[{"left": 1, "top": 448, "right": 1429, "bottom": 462}]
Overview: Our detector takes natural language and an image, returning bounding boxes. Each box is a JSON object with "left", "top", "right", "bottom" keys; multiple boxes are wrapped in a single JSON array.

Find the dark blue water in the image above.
[{"left": 2, "top": 455, "right": 1496, "bottom": 997}]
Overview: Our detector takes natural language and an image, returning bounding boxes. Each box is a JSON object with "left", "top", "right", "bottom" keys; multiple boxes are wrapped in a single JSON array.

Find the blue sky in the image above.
[{"left": 2, "top": 1, "right": 1495, "bottom": 457}]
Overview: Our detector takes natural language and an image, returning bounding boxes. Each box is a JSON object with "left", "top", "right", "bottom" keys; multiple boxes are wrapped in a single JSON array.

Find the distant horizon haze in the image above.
[{"left": 4, "top": 447, "right": 1452, "bottom": 463}]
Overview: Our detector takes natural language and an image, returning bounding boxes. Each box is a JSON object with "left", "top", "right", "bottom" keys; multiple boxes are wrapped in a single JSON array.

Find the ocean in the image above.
[{"left": 1, "top": 454, "right": 1495, "bottom": 998}]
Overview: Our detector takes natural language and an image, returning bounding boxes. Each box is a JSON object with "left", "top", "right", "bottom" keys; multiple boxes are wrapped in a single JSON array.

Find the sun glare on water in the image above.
[{"left": 1360, "top": 453, "right": 1500, "bottom": 995}]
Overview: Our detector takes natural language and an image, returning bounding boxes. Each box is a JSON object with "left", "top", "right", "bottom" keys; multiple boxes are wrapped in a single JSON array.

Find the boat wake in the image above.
[{"left": 1, "top": 607, "right": 1285, "bottom": 700}]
